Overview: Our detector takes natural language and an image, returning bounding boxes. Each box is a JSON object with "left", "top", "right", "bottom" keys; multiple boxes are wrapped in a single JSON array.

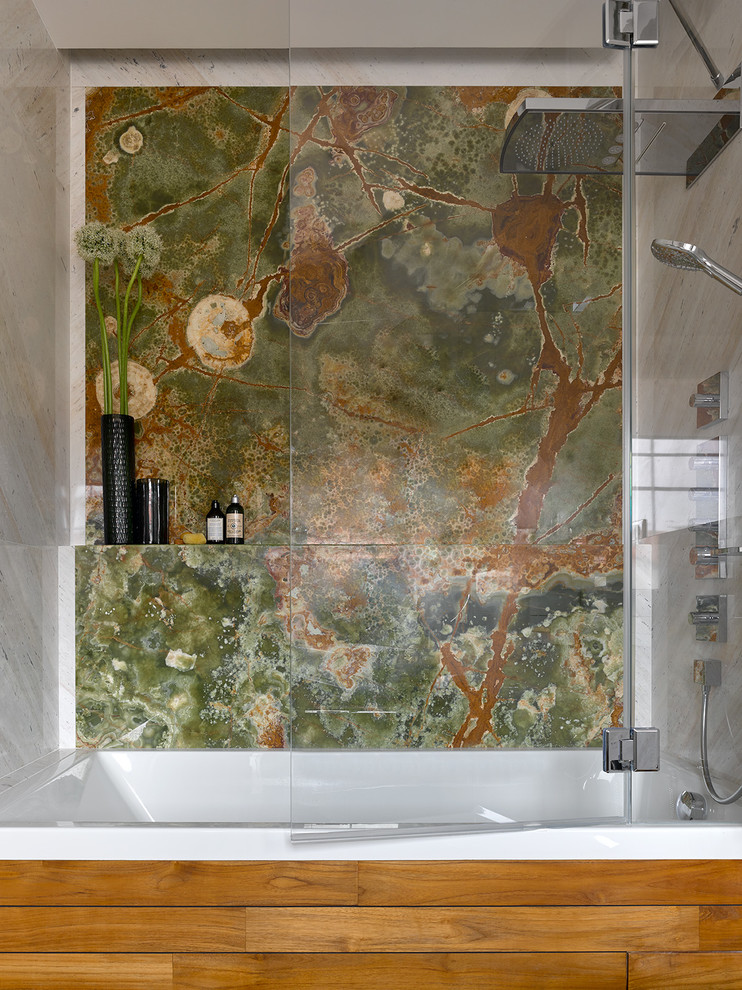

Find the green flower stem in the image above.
[
  {"left": 114, "top": 259, "right": 121, "bottom": 362},
  {"left": 92, "top": 258, "right": 113, "bottom": 415},
  {"left": 119, "top": 254, "right": 142, "bottom": 417},
  {"left": 127, "top": 272, "right": 143, "bottom": 346}
]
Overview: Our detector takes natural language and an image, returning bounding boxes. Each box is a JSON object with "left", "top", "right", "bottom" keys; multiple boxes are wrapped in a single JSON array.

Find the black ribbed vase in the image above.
[{"left": 100, "top": 413, "right": 135, "bottom": 544}]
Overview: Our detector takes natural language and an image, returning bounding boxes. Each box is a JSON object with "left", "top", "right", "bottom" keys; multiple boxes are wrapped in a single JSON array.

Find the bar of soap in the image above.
[{"left": 182, "top": 532, "right": 206, "bottom": 545}]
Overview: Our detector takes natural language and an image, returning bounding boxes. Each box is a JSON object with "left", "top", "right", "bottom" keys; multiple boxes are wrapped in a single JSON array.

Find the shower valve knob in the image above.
[
  {"left": 691, "top": 545, "right": 742, "bottom": 563},
  {"left": 689, "top": 393, "right": 721, "bottom": 408},
  {"left": 688, "top": 595, "right": 727, "bottom": 642},
  {"left": 688, "top": 610, "right": 719, "bottom": 625}
]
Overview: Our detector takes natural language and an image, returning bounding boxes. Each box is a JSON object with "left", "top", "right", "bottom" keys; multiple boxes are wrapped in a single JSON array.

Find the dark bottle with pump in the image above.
[
  {"left": 225, "top": 495, "right": 244, "bottom": 544},
  {"left": 206, "top": 500, "right": 225, "bottom": 544}
]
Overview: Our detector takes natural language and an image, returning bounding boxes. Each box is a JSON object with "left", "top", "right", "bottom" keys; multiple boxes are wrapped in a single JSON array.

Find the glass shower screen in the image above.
[{"left": 286, "top": 34, "right": 629, "bottom": 840}]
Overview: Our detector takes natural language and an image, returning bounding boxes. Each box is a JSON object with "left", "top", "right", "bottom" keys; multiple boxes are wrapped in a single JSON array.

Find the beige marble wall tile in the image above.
[
  {"left": 0, "top": 0, "right": 68, "bottom": 549},
  {"left": 0, "top": 543, "right": 59, "bottom": 778},
  {"left": 69, "top": 49, "right": 290, "bottom": 87},
  {"left": 635, "top": 0, "right": 741, "bottom": 99},
  {"left": 634, "top": 0, "right": 742, "bottom": 799},
  {"left": 57, "top": 545, "right": 76, "bottom": 747},
  {"left": 0, "top": 0, "right": 67, "bottom": 777},
  {"left": 288, "top": 47, "right": 622, "bottom": 86}
]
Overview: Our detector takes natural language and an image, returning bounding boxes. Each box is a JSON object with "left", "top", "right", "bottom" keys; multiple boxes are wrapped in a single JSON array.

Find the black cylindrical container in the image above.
[
  {"left": 134, "top": 478, "right": 170, "bottom": 544},
  {"left": 100, "top": 413, "right": 135, "bottom": 544}
]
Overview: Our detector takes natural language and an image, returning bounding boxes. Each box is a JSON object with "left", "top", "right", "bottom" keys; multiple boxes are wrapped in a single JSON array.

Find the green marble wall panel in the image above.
[
  {"left": 78, "top": 84, "right": 623, "bottom": 751},
  {"left": 285, "top": 545, "right": 622, "bottom": 750},
  {"left": 76, "top": 546, "right": 289, "bottom": 748},
  {"left": 286, "top": 86, "right": 623, "bottom": 548},
  {"left": 84, "top": 87, "right": 291, "bottom": 543}
]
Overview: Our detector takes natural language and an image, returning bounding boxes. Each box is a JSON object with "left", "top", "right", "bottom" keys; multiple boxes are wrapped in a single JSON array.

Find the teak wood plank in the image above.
[
  {"left": 358, "top": 859, "right": 742, "bottom": 906},
  {"left": 629, "top": 952, "right": 742, "bottom": 989},
  {"left": 0, "top": 953, "right": 173, "bottom": 990},
  {"left": 0, "top": 860, "right": 358, "bottom": 906},
  {"left": 0, "top": 906, "right": 244, "bottom": 952},
  {"left": 174, "top": 951, "right": 628, "bottom": 990},
  {"left": 243, "top": 905, "right": 699, "bottom": 953},
  {"left": 700, "top": 906, "right": 742, "bottom": 949}
]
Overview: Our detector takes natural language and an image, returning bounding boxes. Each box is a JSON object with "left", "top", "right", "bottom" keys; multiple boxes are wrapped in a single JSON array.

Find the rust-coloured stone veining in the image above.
[
  {"left": 78, "top": 85, "right": 623, "bottom": 755},
  {"left": 492, "top": 185, "right": 567, "bottom": 287},
  {"left": 274, "top": 205, "right": 349, "bottom": 338}
]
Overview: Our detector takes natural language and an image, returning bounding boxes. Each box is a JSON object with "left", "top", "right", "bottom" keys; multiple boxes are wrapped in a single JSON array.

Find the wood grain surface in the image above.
[
  {"left": 358, "top": 859, "right": 742, "bottom": 905},
  {"left": 173, "top": 951, "right": 628, "bottom": 990},
  {"left": 629, "top": 952, "right": 742, "bottom": 989},
  {"left": 0, "top": 860, "right": 358, "bottom": 906},
  {"left": 0, "top": 906, "right": 245, "bottom": 952},
  {"left": 242, "top": 905, "right": 698, "bottom": 952},
  {"left": 700, "top": 905, "right": 742, "bottom": 949},
  {"left": 0, "top": 953, "right": 172, "bottom": 990}
]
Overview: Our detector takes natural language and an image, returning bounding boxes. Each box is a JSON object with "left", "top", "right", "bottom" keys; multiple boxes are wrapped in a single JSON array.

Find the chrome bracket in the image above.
[
  {"left": 603, "top": 0, "right": 659, "bottom": 49},
  {"left": 603, "top": 727, "right": 660, "bottom": 772}
]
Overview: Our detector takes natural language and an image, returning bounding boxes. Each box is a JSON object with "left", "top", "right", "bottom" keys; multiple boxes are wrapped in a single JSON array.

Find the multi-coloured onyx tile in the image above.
[
  {"left": 76, "top": 546, "right": 289, "bottom": 748},
  {"left": 75, "top": 542, "right": 622, "bottom": 751},
  {"left": 286, "top": 86, "right": 623, "bottom": 546},
  {"left": 83, "top": 87, "right": 291, "bottom": 543},
  {"left": 279, "top": 545, "right": 623, "bottom": 749},
  {"left": 84, "top": 85, "right": 621, "bottom": 549},
  {"left": 79, "top": 84, "right": 623, "bottom": 751}
]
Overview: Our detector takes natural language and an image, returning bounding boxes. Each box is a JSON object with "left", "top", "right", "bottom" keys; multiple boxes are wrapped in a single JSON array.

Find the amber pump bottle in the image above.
[{"left": 225, "top": 495, "right": 244, "bottom": 544}]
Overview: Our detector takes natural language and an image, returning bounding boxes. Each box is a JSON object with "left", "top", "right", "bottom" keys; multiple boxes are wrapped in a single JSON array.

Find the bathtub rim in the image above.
[{"left": 0, "top": 820, "right": 740, "bottom": 860}]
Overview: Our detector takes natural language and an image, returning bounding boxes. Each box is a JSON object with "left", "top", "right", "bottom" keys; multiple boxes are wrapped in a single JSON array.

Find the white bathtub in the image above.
[{"left": 0, "top": 748, "right": 740, "bottom": 860}]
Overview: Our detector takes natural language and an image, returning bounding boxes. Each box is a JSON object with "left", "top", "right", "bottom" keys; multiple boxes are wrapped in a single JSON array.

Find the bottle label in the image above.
[
  {"left": 226, "top": 514, "right": 243, "bottom": 539},
  {"left": 206, "top": 517, "right": 223, "bottom": 541}
]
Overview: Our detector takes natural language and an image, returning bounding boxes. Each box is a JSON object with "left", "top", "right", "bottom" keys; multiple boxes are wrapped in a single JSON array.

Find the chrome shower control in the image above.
[
  {"left": 688, "top": 610, "right": 720, "bottom": 624},
  {"left": 693, "top": 659, "right": 722, "bottom": 686},
  {"left": 689, "top": 392, "right": 721, "bottom": 408},
  {"left": 690, "top": 545, "right": 742, "bottom": 563},
  {"left": 688, "top": 595, "right": 727, "bottom": 642},
  {"left": 676, "top": 791, "right": 707, "bottom": 821}
]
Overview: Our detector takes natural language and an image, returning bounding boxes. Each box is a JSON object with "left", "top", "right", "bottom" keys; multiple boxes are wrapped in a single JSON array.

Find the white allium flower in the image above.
[
  {"left": 74, "top": 221, "right": 118, "bottom": 265},
  {"left": 124, "top": 226, "right": 163, "bottom": 277}
]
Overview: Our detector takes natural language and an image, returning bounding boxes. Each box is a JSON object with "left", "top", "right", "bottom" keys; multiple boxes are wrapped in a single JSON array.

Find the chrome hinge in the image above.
[
  {"left": 603, "top": 727, "right": 660, "bottom": 772},
  {"left": 603, "top": 0, "right": 659, "bottom": 49}
]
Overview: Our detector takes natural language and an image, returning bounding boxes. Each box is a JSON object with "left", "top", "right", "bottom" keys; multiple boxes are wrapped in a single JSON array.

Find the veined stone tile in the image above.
[
  {"left": 83, "top": 85, "right": 291, "bottom": 544},
  {"left": 79, "top": 83, "right": 624, "bottom": 751},
  {"left": 75, "top": 545, "right": 290, "bottom": 749},
  {"left": 284, "top": 544, "right": 623, "bottom": 750},
  {"left": 287, "top": 85, "right": 622, "bottom": 546}
]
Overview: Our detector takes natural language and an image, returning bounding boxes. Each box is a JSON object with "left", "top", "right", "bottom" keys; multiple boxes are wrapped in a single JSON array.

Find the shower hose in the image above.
[{"left": 701, "top": 684, "right": 742, "bottom": 804}]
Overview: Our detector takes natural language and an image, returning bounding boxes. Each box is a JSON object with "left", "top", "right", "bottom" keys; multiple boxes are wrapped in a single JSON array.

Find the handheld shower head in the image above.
[{"left": 651, "top": 239, "right": 742, "bottom": 295}]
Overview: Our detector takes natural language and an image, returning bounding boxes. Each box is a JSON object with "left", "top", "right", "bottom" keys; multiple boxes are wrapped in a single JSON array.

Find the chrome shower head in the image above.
[{"left": 651, "top": 239, "right": 742, "bottom": 295}]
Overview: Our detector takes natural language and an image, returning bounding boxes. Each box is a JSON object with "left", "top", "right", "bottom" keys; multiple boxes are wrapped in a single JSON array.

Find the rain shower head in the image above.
[
  {"left": 499, "top": 98, "right": 739, "bottom": 179},
  {"left": 651, "top": 239, "right": 742, "bottom": 295}
]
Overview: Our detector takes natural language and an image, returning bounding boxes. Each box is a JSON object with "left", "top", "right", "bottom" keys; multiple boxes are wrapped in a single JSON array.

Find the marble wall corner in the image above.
[
  {"left": 0, "top": 543, "right": 59, "bottom": 777},
  {"left": 0, "top": 0, "right": 69, "bottom": 778}
]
